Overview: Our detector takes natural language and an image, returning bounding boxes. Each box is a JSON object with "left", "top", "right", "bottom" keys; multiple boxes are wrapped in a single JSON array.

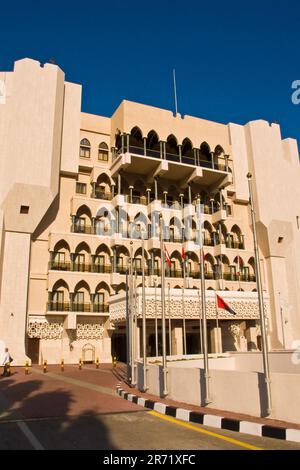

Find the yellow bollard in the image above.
[
  {"left": 79, "top": 358, "right": 82, "bottom": 370},
  {"left": 113, "top": 355, "right": 117, "bottom": 368},
  {"left": 43, "top": 360, "right": 47, "bottom": 373},
  {"left": 95, "top": 357, "right": 99, "bottom": 369},
  {"left": 61, "top": 359, "right": 64, "bottom": 372},
  {"left": 25, "top": 360, "right": 29, "bottom": 375}
]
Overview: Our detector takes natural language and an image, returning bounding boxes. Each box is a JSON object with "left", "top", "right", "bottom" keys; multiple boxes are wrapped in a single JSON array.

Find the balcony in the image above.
[
  {"left": 47, "top": 302, "right": 70, "bottom": 312},
  {"left": 71, "top": 225, "right": 95, "bottom": 235},
  {"left": 225, "top": 241, "right": 245, "bottom": 250},
  {"left": 47, "top": 302, "right": 109, "bottom": 314},
  {"left": 111, "top": 149, "right": 232, "bottom": 189},
  {"left": 49, "top": 261, "right": 71, "bottom": 271},
  {"left": 92, "top": 191, "right": 112, "bottom": 201},
  {"left": 92, "top": 303, "right": 109, "bottom": 313},
  {"left": 49, "top": 263, "right": 112, "bottom": 274}
]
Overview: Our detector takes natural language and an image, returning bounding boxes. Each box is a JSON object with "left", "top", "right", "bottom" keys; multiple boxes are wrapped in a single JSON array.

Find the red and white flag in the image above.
[
  {"left": 164, "top": 244, "right": 172, "bottom": 268},
  {"left": 215, "top": 293, "right": 236, "bottom": 315}
]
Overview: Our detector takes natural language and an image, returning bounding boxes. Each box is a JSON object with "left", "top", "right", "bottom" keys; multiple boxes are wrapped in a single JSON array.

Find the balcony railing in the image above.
[
  {"left": 72, "top": 225, "right": 95, "bottom": 235},
  {"left": 225, "top": 241, "right": 245, "bottom": 250},
  {"left": 73, "top": 263, "right": 92, "bottom": 272},
  {"left": 203, "top": 237, "right": 214, "bottom": 246},
  {"left": 49, "top": 261, "right": 71, "bottom": 271},
  {"left": 116, "top": 145, "right": 230, "bottom": 172},
  {"left": 92, "top": 264, "right": 112, "bottom": 274},
  {"left": 93, "top": 191, "right": 112, "bottom": 201},
  {"left": 92, "top": 303, "right": 109, "bottom": 313},
  {"left": 47, "top": 302, "right": 110, "bottom": 313},
  {"left": 47, "top": 302, "right": 70, "bottom": 312}
]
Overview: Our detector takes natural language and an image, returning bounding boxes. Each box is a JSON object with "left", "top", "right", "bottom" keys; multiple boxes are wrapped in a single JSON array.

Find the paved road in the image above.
[{"left": 0, "top": 365, "right": 299, "bottom": 450}]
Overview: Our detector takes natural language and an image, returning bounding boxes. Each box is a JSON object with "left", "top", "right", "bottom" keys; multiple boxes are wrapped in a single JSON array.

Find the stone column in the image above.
[
  {"left": 178, "top": 144, "right": 182, "bottom": 163},
  {"left": 245, "top": 325, "right": 258, "bottom": 351},
  {"left": 92, "top": 182, "right": 97, "bottom": 198},
  {"left": 121, "top": 134, "right": 124, "bottom": 154},
  {"left": 91, "top": 217, "right": 96, "bottom": 235},
  {"left": 188, "top": 185, "right": 192, "bottom": 205},
  {"left": 172, "top": 326, "right": 183, "bottom": 355},
  {"left": 154, "top": 179, "right": 158, "bottom": 200},
  {"left": 163, "top": 191, "right": 168, "bottom": 206},
  {"left": 112, "top": 247, "right": 117, "bottom": 273},
  {"left": 159, "top": 141, "right": 163, "bottom": 159},
  {"left": 193, "top": 148, "right": 197, "bottom": 165},
  {"left": 210, "top": 327, "right": 222, "bottom": 353},
  {"left": 143, "top": 137, "right": 147, "bottom": 156},
  {"left": 71, "top": 215, "right": 76, "bottom": 232},
  {"left": 163, "top": 141, "right": 166, "bottom": 159},
  {"left": 146, "top": 188, "right": 151, "bottom": 205},
  {"left": 70, "top": 253, "right": 75, "bottom": 271},
  {"left": 129, "top": 185, "right": 133, "bottom": 204},
  {"left": 111, "top": 182, "right": 116, "bottom": 198},
  {"left": 210, "top": 151, "right": 215, "bottom": 169},
  {"left": 118, "top": 173, "right": 121, "bottom": 195},
  {"left": 126, "top": 133, "right": 130, "bottom": 153},
  {"left": 224, "top": 154, "right": 229, "bottom": 172}
]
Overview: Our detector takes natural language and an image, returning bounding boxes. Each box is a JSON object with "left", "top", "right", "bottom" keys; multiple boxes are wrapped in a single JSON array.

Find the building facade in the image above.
[{"left": 0, "top": 58, "right": 300, "bottom": 365}]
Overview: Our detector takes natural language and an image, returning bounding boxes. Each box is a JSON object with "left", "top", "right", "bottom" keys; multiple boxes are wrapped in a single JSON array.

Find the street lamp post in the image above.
[{"left": 247, "top": 172, "right": 272, "bottom": 415}]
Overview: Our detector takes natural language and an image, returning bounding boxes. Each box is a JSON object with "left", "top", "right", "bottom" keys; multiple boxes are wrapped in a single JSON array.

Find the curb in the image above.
[{"left": 116, "top": 385, "right": 300, "bottom": 444}]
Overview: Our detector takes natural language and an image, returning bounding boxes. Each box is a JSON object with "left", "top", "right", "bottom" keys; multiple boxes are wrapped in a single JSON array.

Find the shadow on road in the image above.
[{"left": 0, "top": 373, "right": 117, "bottom": 450}]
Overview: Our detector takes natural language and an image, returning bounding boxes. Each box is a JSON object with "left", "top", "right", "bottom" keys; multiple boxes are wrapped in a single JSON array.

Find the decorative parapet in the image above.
[
  {"left": 77, "top": 323, "right": 104, "bottom": 339},
  {"left": 27, "top": 316, "right": 105, "bottom": 340},
  {"left": 109, "top": 288, "right": 269, "bottom": 323},
  {"left": 27, "top": 318, "right": 63, "bottom": 339}
]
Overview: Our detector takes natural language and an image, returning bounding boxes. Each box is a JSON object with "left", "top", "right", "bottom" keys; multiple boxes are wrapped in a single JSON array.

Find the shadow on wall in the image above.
[{"left": 0, "top": 374, "right": 117, "bottom": 450}]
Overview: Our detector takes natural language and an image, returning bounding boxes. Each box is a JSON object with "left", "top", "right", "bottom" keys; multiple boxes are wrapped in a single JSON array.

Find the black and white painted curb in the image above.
[{"left": 116, "top": 385, "right": 300, "bottom": 444}]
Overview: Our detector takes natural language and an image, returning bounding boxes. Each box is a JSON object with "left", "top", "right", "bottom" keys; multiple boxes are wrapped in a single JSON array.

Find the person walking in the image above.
[{"left": 2, "top": 348, "right": 12, "bottom": 377}]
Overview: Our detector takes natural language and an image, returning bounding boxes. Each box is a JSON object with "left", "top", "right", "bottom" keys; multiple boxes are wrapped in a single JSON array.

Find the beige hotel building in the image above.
[{"left": 0, "top": 58, "right": 300, "bottom": 365}]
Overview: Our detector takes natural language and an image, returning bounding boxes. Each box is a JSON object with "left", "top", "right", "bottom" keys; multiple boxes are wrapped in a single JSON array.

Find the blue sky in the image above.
[{"left": 1, "top": 0, "right": 300, "bottom": 144}]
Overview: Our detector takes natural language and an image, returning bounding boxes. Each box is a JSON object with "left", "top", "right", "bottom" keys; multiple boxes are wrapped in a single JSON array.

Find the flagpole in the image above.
[
  {"left": 247, "top": 172, "right": 272, "bottom": 415},
  {"left": 154, "top": 278, "right": 158, "bottom": 357},
  {"left": 159, "top": 213, "right": 168, "bottom": 396},
  {"left": 133, "top": 267, "right": 138, "bottom": 383},
  {"left": 197, "top": 198, "right": 211, "bottom": 404},
  {"left": 142, "top": 236, "right": 148, "bottom": 391},
  {"left": 129, "top": 241, "right": 136, "bottom": 385},
  {"left": 173, "top": 69, "right": 178, "bottom": 115},
  {"left": 168, "top": 282, "right": 172, "bottom": 355},
  {"left": 126, "top": 265, "right": 130, "bottom": 381},
  {"left": 182, "top": 262, "right": 187, "bottom": 355},
  {"left": 198, "top": 289, "right": 203, "bottom": 354},
  {"left": 214, "top": 293, "right": 221, "bottom": 354}
]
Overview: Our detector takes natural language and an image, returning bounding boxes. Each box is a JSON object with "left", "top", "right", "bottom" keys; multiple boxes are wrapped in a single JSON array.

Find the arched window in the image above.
[
  {"left": 199, "top": 142, "right": 211, "bottom": 164},
  {"left": 129, "top": 127, "right": 144, "bottom": 155},
  {"left": 80, "top": 138, "right": 91, "bottom": 158},
  {"left": 166, "top": 135, "right": 179, "bottom": 162},
  {"left": 98, "top": 142, "right": 109, "bottom": 161},
  {"left": 181, "top": 138, "right": 194, "bottom": 164}
]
